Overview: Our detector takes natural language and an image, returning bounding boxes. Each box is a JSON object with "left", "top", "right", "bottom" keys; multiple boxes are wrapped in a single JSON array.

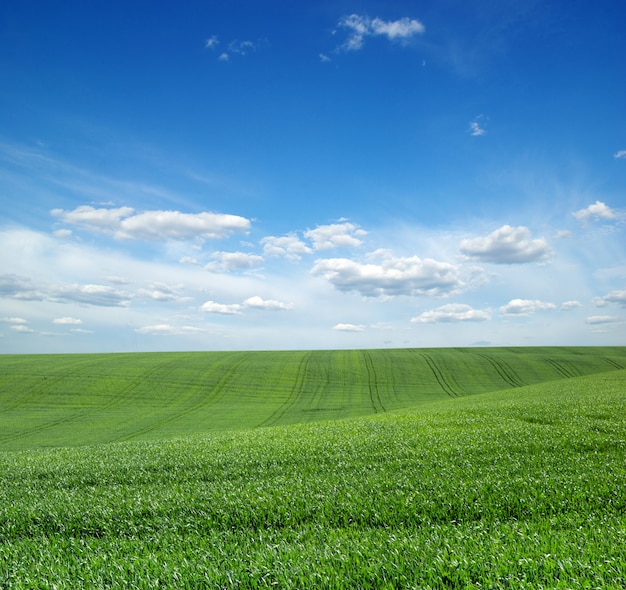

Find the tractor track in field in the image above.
[
  {"left": 421, "top": 354, "right": 459, "bottom": 398},
  {"left": 479, "top": 354, "right": 525, "bottom": 388},
  {"left": 257, "top": 352, "right": 312, "bottom": 428},
  {"left": 544, "top": 358, "right": 577, "bottom": 379},
  {"left": 0, "top": 356, "right": 185, "bottom": 447},
  {"left": 362, "top": 351, "right": 386, "bottom": 413},
  {"left": 602, "top": 357, "right": 624, "bottom": 370},
  {"left": 109, "top": 354, "right": 252, "bottom": 443}
]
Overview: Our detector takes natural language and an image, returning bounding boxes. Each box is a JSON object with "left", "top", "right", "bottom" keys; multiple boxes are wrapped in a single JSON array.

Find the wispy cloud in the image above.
[
  {"left": 593, "top": 289, "right": 626, "bottom": 308},
  {"left": 53, "top": 317, "right": 83, "bottom": 325},
  {"left": 585, "top": 315, "right": 621, "bottom": 325},
  {"left": 614, "top": 150, "right": 626, "bottom": 159},
  {"left": 204, "top": 251, "right": 264, "bottom": 273},
  {"left": 206, "top": 36, "right": 267, "bottom": 61},
  {"left": 336, "top": 14, "right": 425, "bottom": 52},
  {"left": 333, "top": 323, "right": 366, "bottom": 332},
  {"left": 411, "top": 303, "right": 491, "bottom": 323},
  {"left": 560, "top": 300, "right": 582, "bottom": 311},
  {"left": 52, "top": 206, "right": 251, "bottom": 241},
  {"left": 469, "top": 115, "right": 487, "bottom": 136},
  {"left": 460, "top": 225, "right": 551, "bottom": 264}
]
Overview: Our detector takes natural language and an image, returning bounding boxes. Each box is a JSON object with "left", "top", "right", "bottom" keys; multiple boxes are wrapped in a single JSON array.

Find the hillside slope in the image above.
[
  {"left": 0, "top": 346, "right": 624, "bottom": 449},
  {"left": 1, "top": 369, "right": 625, "bottom": 587}
]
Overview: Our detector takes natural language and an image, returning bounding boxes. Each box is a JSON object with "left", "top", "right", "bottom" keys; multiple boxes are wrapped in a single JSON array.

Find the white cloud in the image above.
[
  {"left": 218, "top": 53, "right": 230, "bottom": 62},
  {"left": 11, "top": 324, "right": 35, "bottom": 333},
  {"left": 593, "top": 289, "right": 626, "bottom": 308},
  {"left": 411, "top": 303, "right": 491, "bottom": 323},
  {"left": 460, "top": 225, "right": 552, "bottom": 264},
  {"left": 205, "top": 251, "right": 264, "bottom": 273},
  {"left": 243, "top": 296, "right": 293, "bottom": 311},
  {"left": 116, "top": 210, "right": 250, "bottom": 241},
  {"left": 311, "top": 249, "right": 462, "bottom": 298},
  {"left": 135, "top": 324, "right": 208, "bottom": 336},
  {"left": 0, "top": 274, "right": 133, "bottom": 307},
  {"left": 1, "top": 316, "right": 28, "bottom": 324},
  {"left": 333, "top": 323, "right": 366, "bottom": 332},
  {"left": 560, "top": 300, "right": 582, "bottom": 311},
  {"left": 51, "top": 205, "right": 134, "bottom": 233},
  {"left": 53, "top": 317, "right": 83, "bottom": 325},
  {"left": 51, "top": 206, "right": 251, "bottom": 241},
  {"left": 137, "top": 282, "right": 188, "bottom": 302},
  {"left": 261, "top": 234, "right": 312, "bottom": 260},
  {"left": 337, "top": 14, "right": 424, "bottom": 52},
  {"left": 205, "top": 35, "right": 219, "bottom": 49},
  {"left": 614, "top": 150, "right": 626, "bottom": 159},
  {"left": 200, "top": 300, "right": 243, "bottom": 315},
  {"left": 469, "top": 116, "right": 487, "bottom": 136},
  {"left": 500, "top": 298, "right": 556, "bottom": 317},
  {"left": 585, "top": 315, "right": 621, "bottom": 325},
  {"left": 319, "top": 53, "right": 331, "bottom": 63},
  {"left": 304, "top": 222, "right": 366, "bottom": 250},
  {"left": 572, "top": 200, "right": 616, "bottom": 222}
]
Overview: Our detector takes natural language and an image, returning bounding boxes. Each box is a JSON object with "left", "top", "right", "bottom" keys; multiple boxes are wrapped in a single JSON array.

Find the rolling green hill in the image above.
[
  {"left": 1, "top": 360, "right": 625, "bottom": 588},
  {"left": 1, "top": 346, "right": 624, "bottom": 450}
]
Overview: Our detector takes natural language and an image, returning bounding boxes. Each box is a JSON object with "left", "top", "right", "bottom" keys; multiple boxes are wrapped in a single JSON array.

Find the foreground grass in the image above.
[
  {"left": 1, "top": 346, "right": 624, "bottom": 449},
  {"left": 1, "top": 369, "right": 625, "bottom": 588}
]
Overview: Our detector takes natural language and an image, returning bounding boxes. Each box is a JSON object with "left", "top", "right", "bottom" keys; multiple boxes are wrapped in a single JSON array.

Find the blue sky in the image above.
[{"left": 1, "top": 0, "right": 625, "bottom": 353}]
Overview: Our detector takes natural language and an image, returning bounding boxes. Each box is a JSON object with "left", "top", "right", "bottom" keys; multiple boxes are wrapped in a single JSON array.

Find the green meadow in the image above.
[{"left": 1, "top": 347, "right": 626, "bottom": 588}]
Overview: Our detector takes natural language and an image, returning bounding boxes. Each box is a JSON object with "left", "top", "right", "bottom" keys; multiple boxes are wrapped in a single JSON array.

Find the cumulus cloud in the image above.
[
  {"left": 205, "top": 251, "right": 264, "bottom": 273},
  {"left": 311, "top": 249, "right": 462, "bottom": 298},
  {"left": 304, "top": 222, "right": 367, "bottom": 250},
  {"left": 614, "top": 150, "right": 626, "bottom": 159},
  {"left": 243, "top": 296, "right": 293, "bottom": 311},
  {"left": 261, "top": 234, "right": 312, "bottom": 260},
  {"left": 572, "top": 200, "right": 616, "bottom": 222},
  {"left": 333, "top": 323, "right": 366, "bottom": 332},
  {"left": 51, "top": 206, "right": 251, "bottom": 241},
  {"left": 593, "top": 290, "right": 626, "bottom": 308},
  {"left": 337, "top": 14, "right": 425, "bottom": 51},
  {"left": 53, "top": 317, "right": 83, "bottom": 325},
  {"left": 205, "top": 35, "right": 219, "bottom": 48},
  {"left": 500, "top": 299, "right": 556, "bottom": 317},
  {"left": 460, "top": 225, "right": 552, "bottom": 264},
  {"left": 585, "top": 315, "right": 621, "bottom": 325},
  {"left": 560, "top": 300, "right": 582, "bottom": 311},
  {"left": 411, "top": 303, "right": 491, "bottom": 323},
  {"left": 200, "top": 300, "right": 243, "bottom": 315}
]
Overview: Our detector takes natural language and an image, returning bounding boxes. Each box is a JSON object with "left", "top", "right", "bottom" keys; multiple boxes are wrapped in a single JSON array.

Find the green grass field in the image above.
[{"left": 1, "top": 347, "right": 625, "bottom": 588}]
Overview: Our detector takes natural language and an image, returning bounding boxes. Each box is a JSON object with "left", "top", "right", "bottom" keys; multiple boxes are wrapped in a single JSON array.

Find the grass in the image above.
[
  {"left": 0, "top": 347, "right": 625, "bottom": 587},
  {"left": 0, "top": 346, "right": 624, "bottom": 449}
]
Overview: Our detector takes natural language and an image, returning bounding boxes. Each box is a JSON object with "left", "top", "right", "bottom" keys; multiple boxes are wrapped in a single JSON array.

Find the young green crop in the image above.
[
  {"left": 0, "top": 346, "right": 624, "bottom": 450},
  {"left": 1, "top": 367, "right": 625, "bottom": 588}
]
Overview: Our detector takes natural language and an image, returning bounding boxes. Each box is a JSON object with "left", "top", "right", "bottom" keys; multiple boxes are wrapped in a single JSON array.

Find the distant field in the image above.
[{"left": 0, "top": 346, "right": 624, "bottom": 449}]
